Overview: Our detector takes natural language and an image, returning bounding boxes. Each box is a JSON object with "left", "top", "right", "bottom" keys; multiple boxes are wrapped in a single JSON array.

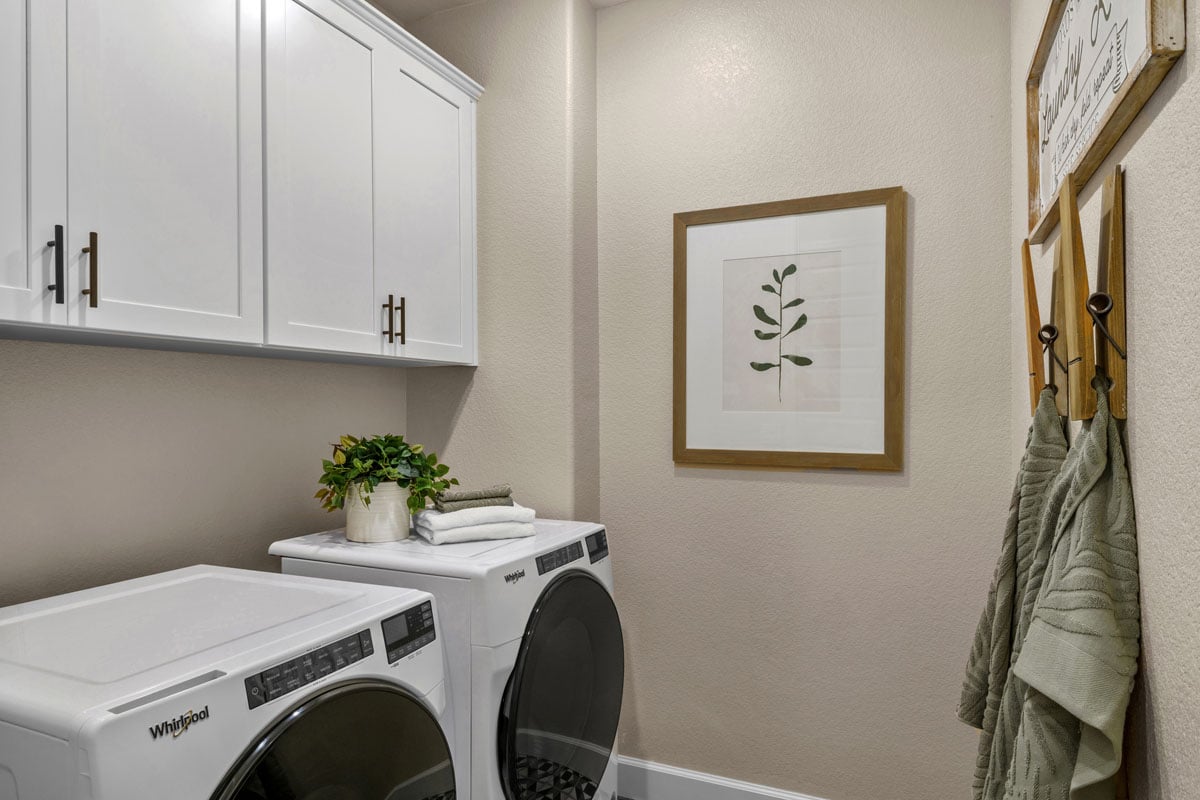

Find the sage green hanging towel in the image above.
[
  {"left": 1005, "top": 387, "right": 1140, "bottom": 800},
  {"left": 958, "top": 387, "right": 1068, "bottom": 800}
]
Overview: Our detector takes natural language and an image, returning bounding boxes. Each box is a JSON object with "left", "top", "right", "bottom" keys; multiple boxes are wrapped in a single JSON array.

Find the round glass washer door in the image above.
[
  {"left": 212, "top": 679, "right": 456, "bottom": 800},
  {"left": 498, "top": 571, "right": 624, "bottom": 800}
]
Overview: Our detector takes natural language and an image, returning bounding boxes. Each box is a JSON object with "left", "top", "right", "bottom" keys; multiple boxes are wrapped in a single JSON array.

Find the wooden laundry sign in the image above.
[
  {"left": 1037, "top": 1, "right": 1138, "bottom": 199},
  {"left": 1026, "top": 0, "right": 1183, "bottom": 243}
]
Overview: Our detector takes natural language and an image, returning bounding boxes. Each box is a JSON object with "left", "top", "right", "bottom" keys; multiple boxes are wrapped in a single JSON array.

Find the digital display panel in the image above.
[
  {"left": 587, "top": 530, "right": 609, "bottom": 563},
  {"left": 382, "top": 614, "right": 409, "bottom": 646},
  {"left": 381, "top": 601, "right": 436, "bottom": 663}
]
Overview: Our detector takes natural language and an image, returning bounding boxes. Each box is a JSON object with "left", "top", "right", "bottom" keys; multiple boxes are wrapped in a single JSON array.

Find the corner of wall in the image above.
[
  {"left": 404, "top": 0, "right": 601, "bottom": 521},
  {"left": 568, "top": 0, "right": 601, "bottom": 521}
]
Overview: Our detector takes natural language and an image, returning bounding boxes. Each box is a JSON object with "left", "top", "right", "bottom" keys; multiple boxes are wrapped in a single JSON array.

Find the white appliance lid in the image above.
[
  {"left": 269, "top": 519, "right": 605, "bottom": 578},
  {"left": 0, "top": 566, "right": 430, "bottom": 738},
  {"left": 0, "top": 571, "right": 361, "bottom": 684}
]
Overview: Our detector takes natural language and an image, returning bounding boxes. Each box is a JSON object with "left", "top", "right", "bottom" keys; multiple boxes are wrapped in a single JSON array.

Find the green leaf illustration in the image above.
[
  {"left": 783, "top": 313, "right": 808, "bottom": 336},
  {"left": 753, "top": 305, "right": 778, "bottom": 326},
  {"left": 749, "top": 263, "right": 811, "bottom": 403}
]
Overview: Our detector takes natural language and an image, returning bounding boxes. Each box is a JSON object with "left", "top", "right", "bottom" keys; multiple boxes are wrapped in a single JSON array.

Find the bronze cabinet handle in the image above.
[
  {"left": 80, "top": 231, "right": 99, "bottom": 308},
  {"left": 382, "top": 293, "right": 396, "bottom": 343},
  {"left": 46, "top": 224, "right": 64, "bottom": 304},
  {"left": 398, "top": 296, "right": 405, "bottom": 345}
]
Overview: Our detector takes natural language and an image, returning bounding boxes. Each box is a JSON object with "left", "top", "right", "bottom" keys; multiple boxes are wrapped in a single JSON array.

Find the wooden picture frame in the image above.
[
  {"left": 673, "top": 188, "right": 906, "bottom": 471},
  {"left": 1026, "top": 0, "right": 1184, "bottom": 243}
]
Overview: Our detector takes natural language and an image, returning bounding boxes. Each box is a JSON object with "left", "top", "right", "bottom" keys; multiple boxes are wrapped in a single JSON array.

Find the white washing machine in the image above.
[
  {"left": 0, "top": 565, "right": 457, "bottom": 800},
  {"left": 270, "top": 519, "right": 623, "bottom": 800}
]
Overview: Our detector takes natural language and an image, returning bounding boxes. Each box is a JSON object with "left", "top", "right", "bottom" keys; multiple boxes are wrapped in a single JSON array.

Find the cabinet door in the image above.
[
  {"left": 66, "top": 0, "right": 263, "bottom": 342},
  {"left": 264, "top": 0, "right": 386, "bottom": 355},
  {"left": 0, "top": 0, "right": 66, "bottom": 325},
  {"left": 375, "top": 52, "right": 477, "bottom": 364}
]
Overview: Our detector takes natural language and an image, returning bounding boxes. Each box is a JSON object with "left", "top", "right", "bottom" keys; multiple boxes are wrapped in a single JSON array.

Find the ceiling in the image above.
[{"left": 371, "top": 0, "right": 628, "bottom": 26}]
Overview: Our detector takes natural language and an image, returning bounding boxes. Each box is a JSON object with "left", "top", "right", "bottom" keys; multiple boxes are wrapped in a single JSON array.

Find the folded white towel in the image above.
[
  {"left": 414, "top": 502, "right": 536, "bottom": 532},
  {"left": 414, "top": 520, "right": 537, "bottom": 546}
]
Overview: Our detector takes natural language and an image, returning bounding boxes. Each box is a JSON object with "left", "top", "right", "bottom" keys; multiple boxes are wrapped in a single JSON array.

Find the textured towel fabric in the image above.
[
  {"left": 959, "top": 387, "right": 1069, "bottom": 800},
  {"left": 414, "top": 520, "right": 536, "bottom": 546},
  {"left": 434, "top": 484, "right": 513, "bottom": 512},
  {"left": 1005, "top": 387, "right": 1140, "bottom": 800},
  {"left": 434, "top": 496, "right": 515, "bottom": 512},
  {"left": 436, "top": 483, "right": 511, "bottom": 503},
  {"left": 414, "top": 503, "right": 536, "bottom": 531}
]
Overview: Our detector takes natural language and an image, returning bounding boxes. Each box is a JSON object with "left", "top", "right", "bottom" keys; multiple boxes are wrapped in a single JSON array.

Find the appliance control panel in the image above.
[
  {"left": 382, "top": 600, "right": 436, "bottom": 664},
  {"left": 586, "top": 529, "right": 609, "bottom": 563},
  {"left": 244, "top": 629, "right": 374, "bottom": 709},
  {"left": 536, "top": 541, "right": 584, "bottom": 575}
]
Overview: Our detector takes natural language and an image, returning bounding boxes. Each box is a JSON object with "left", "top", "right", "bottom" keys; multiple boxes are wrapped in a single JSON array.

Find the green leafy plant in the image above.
[
  {"left": 750, "top": 262, "right": 813, "bottom": 401},
  {"left": 316, "top": 434, "right": 457, "bottom": 515}
]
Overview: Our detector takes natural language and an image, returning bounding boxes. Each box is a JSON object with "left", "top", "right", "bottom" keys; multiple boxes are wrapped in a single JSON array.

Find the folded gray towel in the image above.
[
  {"left": 437, "top": 483, "right": 512, "bottom": 503},
  {"left": 434, "top": 496, "right": 515, "bottom": 513}
]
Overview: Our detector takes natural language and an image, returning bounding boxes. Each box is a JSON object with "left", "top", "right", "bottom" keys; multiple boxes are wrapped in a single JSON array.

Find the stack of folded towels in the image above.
[{"left": 413, "top": 484, "right": 536, "bottom": 545}]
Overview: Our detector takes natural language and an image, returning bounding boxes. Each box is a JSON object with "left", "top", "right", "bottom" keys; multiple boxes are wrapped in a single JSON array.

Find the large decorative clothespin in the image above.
[
  {"left": 1059, "top": 173, "right": 1097, "bottom": 420},
  {"left": 1057, "top": 167, "right": 1128, "bottom": 421},
  {"left": 1092, "top": 165, "right": 1128, "bottom": 419}
]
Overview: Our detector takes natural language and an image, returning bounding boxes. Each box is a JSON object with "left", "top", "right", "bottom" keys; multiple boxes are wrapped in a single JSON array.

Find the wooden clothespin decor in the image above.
[
  {"left": 1094, "top": 165, "right": 1128, "bottom": 420},
  {"left": 1058, "top": 174, "right": 1097, "bottom": 421},
  {"left": 1048, "top": 241, "right": 1070, "bottom": 417},
  {"left": 1021, "top": 240, "right": 1046, "bottom": 416}
]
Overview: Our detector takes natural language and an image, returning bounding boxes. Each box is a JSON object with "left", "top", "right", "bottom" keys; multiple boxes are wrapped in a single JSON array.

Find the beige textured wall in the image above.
[
  {"left": 404, "top": 0, "right": 600, "bottom": 521},
  {"left": 597, "top": 2, "right": 1012, "bottom": 799},
  {"left": 1009, "top": 2, "right": 1200, "bottom": 796},
  {"left": 0, "top": 340, "right": 406, "bottom": 607}
]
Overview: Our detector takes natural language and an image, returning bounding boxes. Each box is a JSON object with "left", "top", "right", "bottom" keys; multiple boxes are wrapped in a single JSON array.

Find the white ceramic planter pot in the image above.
[{"left": 344, "top": 483, "right": 411, "bottom": 543}]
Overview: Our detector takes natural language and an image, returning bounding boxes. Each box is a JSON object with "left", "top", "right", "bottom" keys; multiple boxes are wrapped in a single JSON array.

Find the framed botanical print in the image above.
[{"left": 673, "top": 187, "right": 906, "bottom": 470}]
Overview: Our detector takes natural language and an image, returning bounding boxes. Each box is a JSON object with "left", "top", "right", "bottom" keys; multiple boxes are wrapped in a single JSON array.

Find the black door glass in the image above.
[
  {"left": 212, "top": 680, "right": 455, "bottom": 800},
  {"left": 499, "top": 572, "right": 624, "bottom": 800}
]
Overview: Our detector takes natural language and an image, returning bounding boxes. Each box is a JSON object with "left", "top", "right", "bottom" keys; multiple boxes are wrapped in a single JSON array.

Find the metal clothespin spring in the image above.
[
  {"left": 1038, "top": 324, "right": 1064, "bottom": 394},
  {"left": 1038, "top": 324, "right": 1067, "bottom": 372},
  {"left": 1086, "top": 292, "right": 1127, "bottom": 360}
]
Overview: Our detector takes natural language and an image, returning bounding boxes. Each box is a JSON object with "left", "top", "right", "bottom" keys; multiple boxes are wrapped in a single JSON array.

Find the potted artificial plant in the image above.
[{"left": 316, "top": 434, "right": 456, "bottom": 543}]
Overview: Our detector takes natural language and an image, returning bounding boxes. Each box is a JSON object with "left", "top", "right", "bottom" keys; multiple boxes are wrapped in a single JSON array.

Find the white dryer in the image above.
[
  {"left": 0, "top": 565, "right": 457, "bottom": 800},
  {"left": 270, "top": 519, "right": 623, "bottom": 800}
]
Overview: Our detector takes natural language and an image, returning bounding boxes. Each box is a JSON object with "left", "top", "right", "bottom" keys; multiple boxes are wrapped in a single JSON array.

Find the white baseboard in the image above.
[{"left": 617, "top": 756, "right": 829, "bottom": 800}]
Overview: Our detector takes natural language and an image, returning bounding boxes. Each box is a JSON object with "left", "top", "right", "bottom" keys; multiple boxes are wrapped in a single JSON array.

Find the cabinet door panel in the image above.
[
  {"left": 375, "top": 56, "right": 476, "bottom": 364},
  {"left": 265, "top": 0, "right": 382, "bottom": 354},
  {"left": 0, "top": 0, "right": 27, "bottom": 308},
  {"left": 67, "top": 0, "right": 262, "bottom": 341},
  {"left": 0, "top": 0, "right": 67, "bottom": 325}
]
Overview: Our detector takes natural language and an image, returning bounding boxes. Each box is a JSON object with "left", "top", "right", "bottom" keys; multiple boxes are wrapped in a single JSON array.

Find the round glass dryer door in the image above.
[
  {"left": 498, "top": 571, "right": 624, "bottom": 800},
  {"left": 212, "top": 680, "right": 456, "bottom": 800}
]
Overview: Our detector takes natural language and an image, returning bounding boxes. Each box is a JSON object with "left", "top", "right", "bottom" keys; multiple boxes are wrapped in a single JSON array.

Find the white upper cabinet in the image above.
[
  {"left": 0, "top": 0, "right": 29, "bottom": 319},
  {"left": 0, "top": 0, "right": 66, "bottom": 326},
  {"left": 2, "top": 0, "right": 479, "bottom": 365},
  {"left": 66, "top": 0, "right": 263, "bottom": 342},
  {"left": 265, "top": 0, "right": 383, "bottom": 355},
  {"left": 266, "top": 0, "right": 478, "bottom": 363},
  {"left": 375, "top": 49, "right": 477, "bottom": 364}
]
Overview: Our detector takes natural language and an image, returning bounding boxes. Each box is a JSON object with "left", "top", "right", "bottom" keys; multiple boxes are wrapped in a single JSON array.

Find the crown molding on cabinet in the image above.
[{"left": 333, "top": 0, "right": 484, "bottom": 99}]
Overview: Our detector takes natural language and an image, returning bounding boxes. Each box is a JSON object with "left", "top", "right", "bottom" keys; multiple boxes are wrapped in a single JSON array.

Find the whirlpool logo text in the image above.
[
  {"left": 504, "top": 569, "right": 525, "bottom": 585},
  {"left": 149, "top": 706, "right": 210, "bottom": 740}
]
